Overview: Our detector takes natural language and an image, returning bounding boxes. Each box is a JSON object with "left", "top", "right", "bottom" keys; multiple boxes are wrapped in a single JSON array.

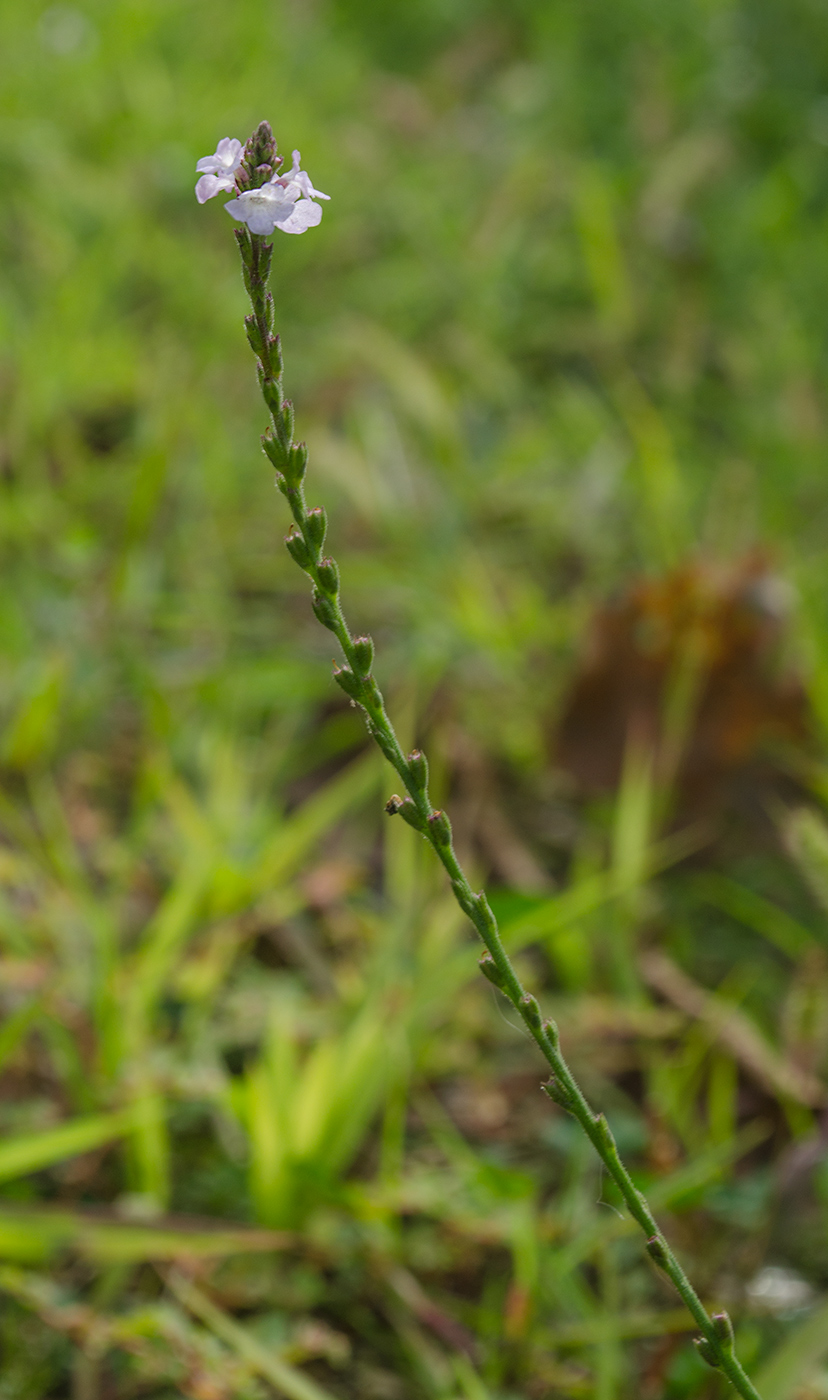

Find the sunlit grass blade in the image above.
[
  {"left": 0, "top": 1202, "right": 289, "bottom": 1264},
  {"left": 168, "top": 1269, "right": 339, "bottom": 1400},
  {"left": 0, "top": 1107, "right": 139, "bottom": 1185}
]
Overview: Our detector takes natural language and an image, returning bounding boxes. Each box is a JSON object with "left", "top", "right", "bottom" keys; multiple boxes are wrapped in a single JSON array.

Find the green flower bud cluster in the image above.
[{"left": 235, "top": 119, "right": 283, "bottom": 191}]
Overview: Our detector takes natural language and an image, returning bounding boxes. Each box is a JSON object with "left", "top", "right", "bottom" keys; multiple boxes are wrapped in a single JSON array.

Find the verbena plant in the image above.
[{"left": 197, "top": 118, "right": 764, "bottom": 1400}]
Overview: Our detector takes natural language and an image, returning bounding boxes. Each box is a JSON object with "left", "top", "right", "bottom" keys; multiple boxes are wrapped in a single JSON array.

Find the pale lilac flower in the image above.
[
  {"left": 281, "top": 150, "right": 331, "bottom": 203},
  {"left": 224, "top": 154, "right": 330, "bottom": 236},
  {"left": 195, "top": 137, "right": 243, "bottom": 204}
]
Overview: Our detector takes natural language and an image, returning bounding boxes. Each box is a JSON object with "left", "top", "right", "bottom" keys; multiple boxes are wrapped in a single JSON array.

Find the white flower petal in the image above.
[
  {"left": 294, "top": 171, "right": 330, "bottom": 200},
  {"left": 195, "top": 172, "right": 235, "bottom": 203},
  {"left": 223, "top": 187, "right": 294, "bottom": 234},
  {"left": 275, "top": 198, "right": 323, "bottom": 234},
  {"left": 216, "top": 137, "right": 243, "bottom": 166},
  {"left": 276, "top": 153, "right": 329, "bottom": 202},
  {"left": 196, "top": 137, "right": 243, "bottom": 177}
]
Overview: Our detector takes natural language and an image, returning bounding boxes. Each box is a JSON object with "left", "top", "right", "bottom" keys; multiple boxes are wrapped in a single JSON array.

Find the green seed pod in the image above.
[
  {"left": 479, "top": 951, "right": 505, "bottom": 990},
  {"left": 270, "top": 331, "right": 283, "bottom": 374},
  {"left": 519, "top": 993, "right": 543, "bottom": 1032},
  {"left": 385, "top": 795, "right": 423, "bottom": 831},
  {"left": 289, "top": 442, "right": 308, "bottom": 481},
  {"left": 711, "top": 1314, "right": 734, "bottom": 1351},
  {"left": 305, "top": 507, "right": 327, "bottom": 551},
  {"left": 542, "top": 1018, "right": 560, "bottom": 1050},
  {"left": 352, "top": 635, "right": 374, "bottom": 675},
  {"left": 451, "top": 881, "right": 478, "bottom": 920},
  {"left": 593, "top": 1114, "right": 615, "bottom": 1154},
  {"left": 262, "top": 429, "right": 287, "bottom": 470},
  {"left": 262, "top": 376, "right": 283, "bottom": 416},
  {"left": 285, "top": 530, "right": 311, "bottom": 569},
  {"left": 245, "top": 314, "right": 264, "bottom": 358},
  {"left": 311, "top": 587, "right": 339, "bottom": 631},
  {"left": 407, "top": 748, "right": 428, "bottom": 792},
  {"left": 281, "top": 399, "right": 295, "bottom": 443},
  {"left": 694, "top": 1338, "right": 721, "bottom": 1369},
  {"left": 316, "top": 557, "right": 339, "bottom": 595},
  {"left": 333, "top": 665, "right": 362, "bottom": 702},
  {"left": 645, "top": 1236, "right": 669, "bottom": 1268},
  {"left": 427, "top": 809, "right": 452, "bottom": 849},
  {"left": 542, "top": 1076, "right": 574, "bottom": 1111}
]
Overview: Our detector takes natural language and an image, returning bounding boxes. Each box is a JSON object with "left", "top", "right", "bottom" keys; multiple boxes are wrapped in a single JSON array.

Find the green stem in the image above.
[{"left": 233, "top": 226, "right": 762, "bottom": 1400}]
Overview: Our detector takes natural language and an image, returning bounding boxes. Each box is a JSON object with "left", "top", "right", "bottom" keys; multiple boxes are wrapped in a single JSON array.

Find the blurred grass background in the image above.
[{"left": 2, "top": 0, "right": 828, "bottom": 1396}]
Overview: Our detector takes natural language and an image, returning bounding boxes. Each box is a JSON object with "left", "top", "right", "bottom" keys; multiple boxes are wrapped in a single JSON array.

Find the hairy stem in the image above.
[{"left": 234, "top": 225, "right": 762, "bottom": 1400}]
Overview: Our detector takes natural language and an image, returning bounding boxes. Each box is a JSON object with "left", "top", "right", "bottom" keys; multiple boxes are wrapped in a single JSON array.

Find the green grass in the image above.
[{"left": 1, "top": 0, "right": 828, "bottom": 1396}]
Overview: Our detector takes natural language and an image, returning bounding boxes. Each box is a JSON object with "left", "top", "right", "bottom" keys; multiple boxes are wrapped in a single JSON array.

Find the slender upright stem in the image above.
[{"left": 233, "top": 224, "right": 762, "bottom": 1400}]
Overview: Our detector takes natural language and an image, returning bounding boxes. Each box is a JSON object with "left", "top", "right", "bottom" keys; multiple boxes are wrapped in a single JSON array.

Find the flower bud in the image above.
[
  {"left": 311, "top": 587, "right": 338, "bottom": 631},
  {"left": 285, "top": 530, "right": 311, "bottom": 569},
  {"left": 333, "top": 665, "right": 362, "bottom": 702},
  {"left": 280, "top": 399, "right": 295, "bottom": 443},
  {"left": 427, "top": 809, "right": 452, "bottom": 849},
  {"left": 385, "top": 795, "right": 423, "bottom": 831},
  {"left": 316, "top": 557, "right": 339, "bottom": 596},
  {"left": 305, "top": 507, "right": 327, "bottom": 551},
  {"left": 352, "top": 635, "right": 374, "bottom": 676},
  {"left": 407, "top": 748, "right": 428, "bottom": 792},
  {"left": 243, "top": 120, "right": 278, "bottom": 183}
]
